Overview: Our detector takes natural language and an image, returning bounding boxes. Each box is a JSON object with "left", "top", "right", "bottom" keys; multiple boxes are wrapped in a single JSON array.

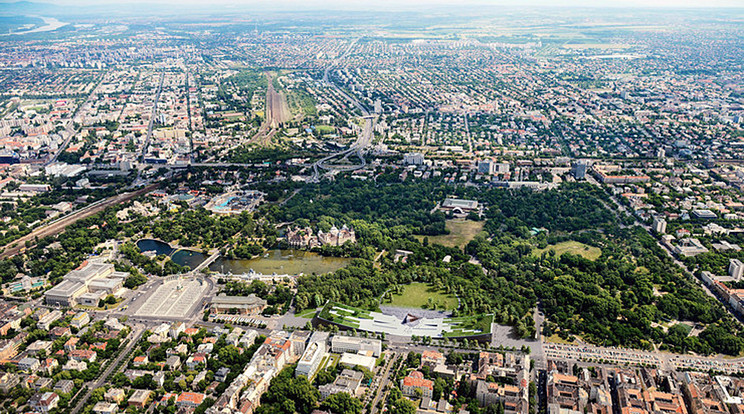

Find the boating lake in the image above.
[
  {"left": 137, "top": 240, "right": 351, "bottom": 275},
  {"left": 136, "top": 239, "right": 207, "bottom": 270}
]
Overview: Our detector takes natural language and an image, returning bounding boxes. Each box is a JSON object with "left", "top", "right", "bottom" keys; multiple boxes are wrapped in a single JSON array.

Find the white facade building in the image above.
[
  {"left": 331, "top": 335, "right": 381, "bottom": 357},
  {"left": 730, "top": 259, "right": 744, "bottom": 280}
]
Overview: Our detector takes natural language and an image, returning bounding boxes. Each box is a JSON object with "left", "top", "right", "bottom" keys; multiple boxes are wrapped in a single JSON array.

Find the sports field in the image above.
[
  {"left": 388, "top": 282, "right": 458, "bottom": 310},
  {"left": 532, "top": 241, "right": 601, "bottom": 261}
]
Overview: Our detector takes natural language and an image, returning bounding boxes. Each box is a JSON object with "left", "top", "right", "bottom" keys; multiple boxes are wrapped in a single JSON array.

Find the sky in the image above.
[{"left": 2, "top": 0, "right": 743, "bottom": 7}]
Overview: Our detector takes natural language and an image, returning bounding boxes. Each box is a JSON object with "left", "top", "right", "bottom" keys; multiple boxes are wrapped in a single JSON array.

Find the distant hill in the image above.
[
  {"left": 0, "top": 1, "right": 63, "bottom": 15},
  {"left": 0, "top": 0, "right": 212, "bottom": 17}
]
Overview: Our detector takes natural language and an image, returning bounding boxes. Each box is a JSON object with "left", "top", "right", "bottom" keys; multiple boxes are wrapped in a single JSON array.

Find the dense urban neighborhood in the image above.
[{"left": 0, "top": 2, "right": 743, "bottom": 414}]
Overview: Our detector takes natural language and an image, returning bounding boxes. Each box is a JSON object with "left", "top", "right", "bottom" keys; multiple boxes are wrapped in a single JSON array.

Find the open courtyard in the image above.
[{"left": 134, "top": 277, "right": 208, "bottom": 318}]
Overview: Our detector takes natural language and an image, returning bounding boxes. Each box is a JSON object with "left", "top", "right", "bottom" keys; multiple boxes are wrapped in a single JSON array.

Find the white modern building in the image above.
[
  {"left": 339, "top": 352, "right": 376, "bottom": 372},
  {"left": 653, "top": 217, "right": 667, "bottom": 234},
  {"left": 331, "top": 335, "right": 381, "bottom": 357},
  {"left": 403, "top": 153, "right": 425, "bottom": 166},
  {"left": 295, "top": 340, "right": 326, "bottom": 378},
  {"left": 730, "top": 259, "right": 744, "bottom": 280}
]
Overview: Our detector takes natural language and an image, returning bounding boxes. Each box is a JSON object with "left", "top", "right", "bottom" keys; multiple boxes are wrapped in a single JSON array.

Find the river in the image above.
[{"left": 5, "top": 16, "right": 68, "bottom": 35}]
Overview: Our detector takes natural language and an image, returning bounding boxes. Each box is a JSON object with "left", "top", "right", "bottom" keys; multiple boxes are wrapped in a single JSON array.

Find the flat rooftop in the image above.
[
  {"left": 211, "top": 294, "right": 266, "bottom": 306},
  {"left": 67, "top": 262, "right": 113, "bottom": 283},
  {"left": 45, "top": 280, "right": 85, "bottom": 297},
  {"left": 442, "top": 198, "right": 478, "bottom": 209}
]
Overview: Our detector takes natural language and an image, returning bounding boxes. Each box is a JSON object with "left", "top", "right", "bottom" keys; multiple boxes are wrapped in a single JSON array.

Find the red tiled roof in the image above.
[
  {"left": 403, "top": 372, "right": 433, "bottom": 390},
  {"left": 177, "top": 392, "right": 205, "bottom": 405}
]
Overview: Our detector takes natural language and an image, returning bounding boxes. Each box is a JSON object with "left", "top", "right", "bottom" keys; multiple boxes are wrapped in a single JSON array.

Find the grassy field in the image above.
[
  {"left": 295, "top": 308, "right": 319, "bottom": 319},
  {"left": 442, "top": 314, "right": 493, "bottom": 337},
  {"left": 415, "top": 219, "right": 485, "bottom": 248},
  {"left": 545, "top": 333, "right": 579, "bottom": 345},
  {"left": 532, "top": 241, "right": 601, "bottom": 261},
  {"left": 287, "top": 89, "right": 318, "bottom": 117},
  {"left": 315, "top": 125, "right": 336, "bottom": 135},
  {"left": 387, "top": 282, "right": 458, "bottom": 310}
]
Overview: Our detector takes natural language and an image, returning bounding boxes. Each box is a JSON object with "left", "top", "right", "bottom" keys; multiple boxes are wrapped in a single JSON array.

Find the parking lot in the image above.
[
  {"left": 210, "top": 314, "right": 268, "bottom": 328},
  {"left": 491, "top": 324, "right": 541, "bottom": 351}
]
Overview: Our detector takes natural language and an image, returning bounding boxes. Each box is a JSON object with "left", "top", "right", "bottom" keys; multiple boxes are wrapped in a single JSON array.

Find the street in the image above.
[{"left": 70, "top": 326, "right": 145, "bottom": 414}]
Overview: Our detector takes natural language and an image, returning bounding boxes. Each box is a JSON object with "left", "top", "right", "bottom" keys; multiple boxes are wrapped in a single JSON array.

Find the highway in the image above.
[
  {"left": 311, "top": 38, "right": 376, "bottom": 182},
  {"left": 0, "top": 183, "right": 159, "bottom": 258}
]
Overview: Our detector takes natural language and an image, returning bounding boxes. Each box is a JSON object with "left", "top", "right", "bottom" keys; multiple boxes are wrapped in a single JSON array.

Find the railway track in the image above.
[{"left": 0, "top": 183, "right": 159, "bottom": 259}]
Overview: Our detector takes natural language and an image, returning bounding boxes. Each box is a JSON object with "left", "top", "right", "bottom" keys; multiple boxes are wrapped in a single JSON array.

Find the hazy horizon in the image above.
[{"left": 1, "top": 0, "right": 743, "bottom": 10}]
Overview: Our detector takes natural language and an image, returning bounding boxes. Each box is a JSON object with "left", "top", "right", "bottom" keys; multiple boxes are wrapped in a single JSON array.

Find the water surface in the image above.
[{"left": 136, "top": 239, "right": 207, "bottom": 269}]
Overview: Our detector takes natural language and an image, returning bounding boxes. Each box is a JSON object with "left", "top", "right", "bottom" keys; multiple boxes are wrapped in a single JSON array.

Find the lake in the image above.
[
  {"left": 136, "top": 239, "right": 207, "bottom": 270},
  {"left": 210, "top": 249, "right": 351, "bottom": 276}
]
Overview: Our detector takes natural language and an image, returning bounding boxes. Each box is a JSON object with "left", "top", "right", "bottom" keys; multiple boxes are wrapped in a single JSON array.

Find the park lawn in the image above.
[
  {"left": 295, "top": 308, "right": 319, "bottom": 319},
  {"left": 443, "top": 314, "right": 493, "bottom": 337},
  {"left": 545, "top": 333, "right": 580, "bottom": 345},
  {"left": 532, "top": 241, "right": 601, "bottom": 261},
  {"left": 415, "top": 219, "right": 485, "bottom": 248},
  {"left": 315, "top": 125, "right": 336, "bottom": 135},
  {"left": 388, "top": 282, "right": 458, "bottom": 310}
]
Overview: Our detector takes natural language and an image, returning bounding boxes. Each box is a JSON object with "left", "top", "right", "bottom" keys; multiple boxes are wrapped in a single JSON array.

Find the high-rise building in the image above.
[
  {"left": 729, "top": 259, "right": 744, "bottom": 280},
  {"left": 495, "top": 162, "right": 510, "bottom": 174},
  {"left": 403, "top": 153, "right": 424, "bottom": 165},
  {"left": 653, "top": 217, "right": 667, "bottom": 234},
  {"left": 571, "top": 161, "right": 587, "bottom": 180},
  {"left": 478, "top": 160, "right": 496, "bottom": 175}
]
